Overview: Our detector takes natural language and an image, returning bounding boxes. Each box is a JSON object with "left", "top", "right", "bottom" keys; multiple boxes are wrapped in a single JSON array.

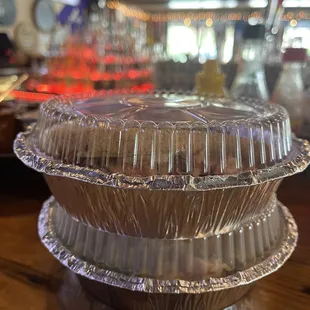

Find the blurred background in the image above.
[
  {"left": 0, "top": 0, "right": 310, "bottom": 180},
  {"left": 0, "top": 0, "right": 309, "bottom": 93},
  {"left": 0, "top": 2, "right": 310, "bottom": 310}
]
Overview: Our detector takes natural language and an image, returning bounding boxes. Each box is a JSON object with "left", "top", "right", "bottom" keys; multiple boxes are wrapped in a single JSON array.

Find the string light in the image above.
[
  {"left": 206, "top": 18, "right": 213, "bottom": 27},
  {"left": 287, "top": 12, "right": 294, "bottom": 19},
  {"left": 106, "top": 1, "right": 310, "bottom": 22},
  {"left": 290, "top": 19, "right": 298, "bottom": 27},
  {"left": 11, "top": 90, "right": 53, "bottom": 102},
  {"left": 184, "top": 18, "right": 191, "bottom": 26}
]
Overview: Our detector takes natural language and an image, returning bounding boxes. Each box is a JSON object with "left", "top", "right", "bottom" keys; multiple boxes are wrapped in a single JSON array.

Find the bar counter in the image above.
[{"left": 0, "top": 173, "right": 310, "bottom": 310}]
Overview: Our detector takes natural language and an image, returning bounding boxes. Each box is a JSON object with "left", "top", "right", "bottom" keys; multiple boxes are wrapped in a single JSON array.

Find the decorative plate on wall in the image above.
[
  {"left": 58, "top": 0, "right": 88, "bottom": 32},
  {"left": 0, "top": 0, "right": 17, "bottom": 26},
  {"left": 33, "top": 0, "right": 57, "bottom": 32}
]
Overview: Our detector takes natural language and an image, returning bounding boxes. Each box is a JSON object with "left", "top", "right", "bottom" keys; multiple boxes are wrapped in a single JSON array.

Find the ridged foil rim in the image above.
[
  {"left": 14, "top": 124, "right": 310, "bottom": 190},
  {"left": 52, "top": 196, "right": 280, "bottom": 280},
  {"left": 60, "top": 272, "right": 254, "bottom": 310},
  {"left": 38, "top": 196, "right": 298, "bottom": 294}
]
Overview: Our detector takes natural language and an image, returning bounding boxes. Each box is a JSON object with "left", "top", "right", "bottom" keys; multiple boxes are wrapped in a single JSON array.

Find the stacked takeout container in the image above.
[{"left": 14, "top": 92, "right": 310, "bottom": 309}]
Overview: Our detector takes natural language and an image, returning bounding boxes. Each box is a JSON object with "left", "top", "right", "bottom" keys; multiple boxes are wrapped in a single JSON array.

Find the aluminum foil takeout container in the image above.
[
  {"left": 14, "top": 92, "right": 310, "bottom": 238},
  {"left": 78, "top": 277, "right": 253, "bottom": 310},
  {"left": 58, "top": 271, "right": 256, "bottom": 310},
  {"left": 51, "top": 196, "right": 281, "bottom": 280},
  {"left": 39, "top": 197, "right": 297, "bottom": 310}
]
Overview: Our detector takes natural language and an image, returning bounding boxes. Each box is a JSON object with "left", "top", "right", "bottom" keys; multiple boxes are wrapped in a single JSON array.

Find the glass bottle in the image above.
[
  {"left": 231, "top": 24, "right": 269, "bottom": 100},
  {"left": 272, "top": 47, "right": 307, "bottom": 136},
  {"left": 195, "top": 59, "right": 226, "bottom": 96}
]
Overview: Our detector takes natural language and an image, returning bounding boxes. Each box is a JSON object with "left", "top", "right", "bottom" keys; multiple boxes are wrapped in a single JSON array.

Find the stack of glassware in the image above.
[
  {"left": 272, "top": 47, "right": 308, "bottom": 136},
  {"left": 14, "top": 92, "right": 310, "bottom": 310},
  {"left": 231, "top": 24, "right": 269, "bottom": 101},
  {"left": 27, "top": 7, "right": 153, "bottom": 96}
]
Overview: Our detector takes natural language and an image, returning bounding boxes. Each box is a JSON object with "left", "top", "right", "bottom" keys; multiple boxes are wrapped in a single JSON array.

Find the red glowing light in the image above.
[
  {"left": 72, "top": 70, "right": 83, "bottom": 79},
  {"left": 105, "top": 55, "right": 116, "bottom": 64},
  {"left": 131, "top": 83, "right": 154, "bottom": 92},
  {"left": 36, "top": 84, "right": 51, "bottom": 93},
  {"left": 91, "top": 71, "right": 102, "bottom": 81},
  {"left": 54, "top": 70, "right": 66, "bottom": 78},
  {"left": 82, "top": 48, "right": 94, "bottom": 59},
  {"left": 53, "top": 82, "right": 66, "bottom": 94},
  {"left": 128, "top": 70, "right": 137, "bottom": 79},
  {"left": 11, "top": 90, "right": 53, "bottom": 102},
  {"left": 102, "top": 73, "right": 111, "bottom": 80},
  {"left": 113, "top": 73, "right": 122, "bottom": 80}
]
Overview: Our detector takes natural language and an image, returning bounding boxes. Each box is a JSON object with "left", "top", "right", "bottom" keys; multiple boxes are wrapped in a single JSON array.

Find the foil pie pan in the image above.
[
  {"left": 78, "top": 276, "right": 252, "bottom": 310},
  {"left": 51, "top": 196, "right": 281, "bottom": 280},
  {"left": 38, "top": 197, "right": 297, "bottom": 294},
  {"left": 15, "top": 122, "right": 309, "bottom": 238},
  {"left": 44, "top": 175, "right": 280, "bottom": 238},
  {"left": 14, "top": 93, "right": 310, "bottom": 239},
  {"left": 59, "top": 271, "right": 255, "bottom": 310},
  {"left": 15, "top": 124, "right": 310, "bottom": 191}
]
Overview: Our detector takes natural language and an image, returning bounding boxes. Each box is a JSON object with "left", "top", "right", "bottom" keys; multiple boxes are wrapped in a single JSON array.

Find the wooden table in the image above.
[{"left": 1, "top": 174, "right": 310, "bottom": 310}]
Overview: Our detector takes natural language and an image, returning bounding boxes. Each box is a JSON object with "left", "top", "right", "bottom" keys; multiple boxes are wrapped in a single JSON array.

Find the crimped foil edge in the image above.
[
  {"left": 52, "top": 196, "right": 280, "bottom": 280},
  {"left": 38, "top": 197, "right": 298, "bottom": 294},
  {"left": 61, "top": 271, "right": 253, "bottom": 310},
  {"left": 15, "top": 125, "right": 310, "bottom": 191}
]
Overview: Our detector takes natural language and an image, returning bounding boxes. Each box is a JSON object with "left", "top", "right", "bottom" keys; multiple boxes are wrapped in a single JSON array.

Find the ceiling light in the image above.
[
  {"left": 290, "top": 19, "right": 298, "bottom": 26},
  {"left": 168, "top": 1, "right": 239, "bottom": 10},
  {"left": 283, "top": 0, "right": 310, "bottom": 7},
  {"left": 168, "top": 1, "right": 203, "bottom": 9},
  {"left": 249, "top": 0, "right": 268, "bottom": 8},
  {"left": 206, "top": 18, "right": 213, "bottom": 27},
  {"left": 98, "top": 0, "right": 106, "bottom": 9},
  {"left": 184, "top": 18, "right": 191, "bottom": 27}
]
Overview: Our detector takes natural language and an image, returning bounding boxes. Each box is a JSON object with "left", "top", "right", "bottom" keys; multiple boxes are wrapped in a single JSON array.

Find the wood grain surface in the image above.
[{"left": 0, "top": 174, "right": 310, "bottom": 310}]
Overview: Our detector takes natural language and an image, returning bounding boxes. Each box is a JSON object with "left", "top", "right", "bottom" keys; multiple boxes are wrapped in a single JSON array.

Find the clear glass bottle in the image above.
[
  {"left": 272, "top": 48, "right": 307, "bottom": 136},
  {"left": 231, "top": 24, "right": 269, "bottom": 100}
]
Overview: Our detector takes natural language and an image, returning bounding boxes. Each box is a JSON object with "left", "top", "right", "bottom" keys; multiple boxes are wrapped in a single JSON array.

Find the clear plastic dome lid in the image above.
[{"left": 29, "top": 93, "right": 292, "bottom": 178}]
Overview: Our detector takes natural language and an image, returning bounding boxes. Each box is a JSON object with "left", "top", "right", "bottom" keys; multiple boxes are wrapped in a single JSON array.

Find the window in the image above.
[
  {"left": 283, "top": 23, "right": 310, "bottom": 54},
  {"left": 167, "top": 24, "right": 198, "bottom": 56}
]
